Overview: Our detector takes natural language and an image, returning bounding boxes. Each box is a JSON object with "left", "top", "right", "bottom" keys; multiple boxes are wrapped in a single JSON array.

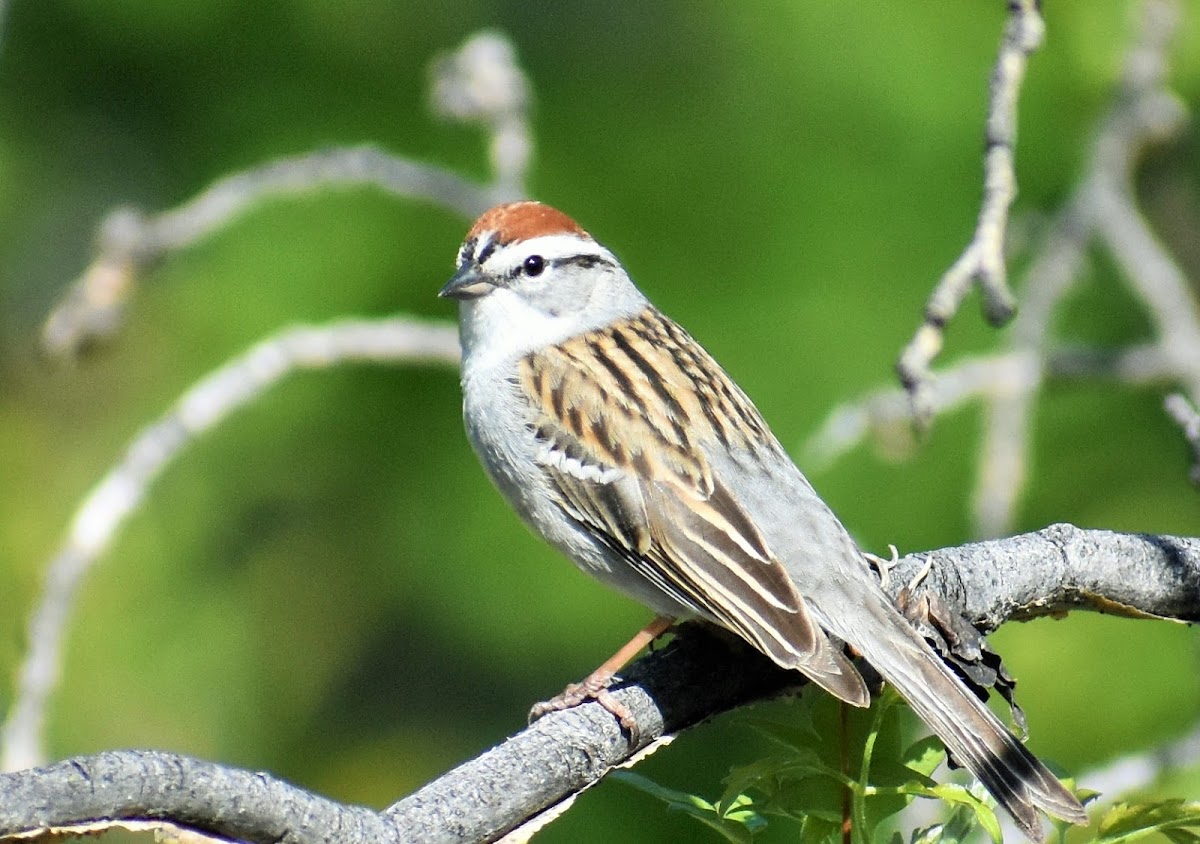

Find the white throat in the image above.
[
  {"left": 457, "top": 289, "right": 579, "bottom": 373},
  {"left": 455, "top": 281, "right": 647, "bottom": 384}
]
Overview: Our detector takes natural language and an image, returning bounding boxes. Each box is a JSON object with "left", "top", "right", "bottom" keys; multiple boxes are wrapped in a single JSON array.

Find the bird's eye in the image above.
[{"left": 523, "top": 255, "right": 546, "bottom": 277}]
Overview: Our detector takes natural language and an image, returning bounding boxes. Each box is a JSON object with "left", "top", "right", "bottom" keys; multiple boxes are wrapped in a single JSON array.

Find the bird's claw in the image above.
[
  {"left": 865, "top": 543, "right": 901, "bottom": 589},
  {"left": 529, "top": 672, "right": 640, "bottom": 743}
]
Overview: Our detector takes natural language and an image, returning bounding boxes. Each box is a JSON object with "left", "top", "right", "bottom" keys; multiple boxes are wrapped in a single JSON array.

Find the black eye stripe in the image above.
[
  {"left": 503, "top": 251, "right": 615, "bottom": 281},
  {"left": 550, "top": 254, "right": 613, "bottom": 271}
]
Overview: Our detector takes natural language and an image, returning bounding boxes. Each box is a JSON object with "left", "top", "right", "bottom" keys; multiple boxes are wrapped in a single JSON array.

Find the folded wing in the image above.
[{"left": 520, "top": 325, "right": 868, "bottom": 706}]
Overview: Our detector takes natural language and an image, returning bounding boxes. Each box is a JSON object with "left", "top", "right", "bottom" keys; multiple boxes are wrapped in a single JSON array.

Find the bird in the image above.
[{"left": 439, "top": 200, "right": 1086, "bottom": 841}]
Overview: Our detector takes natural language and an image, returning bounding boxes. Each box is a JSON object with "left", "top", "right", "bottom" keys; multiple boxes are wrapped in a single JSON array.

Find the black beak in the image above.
[{"left": 439, "top": 266, "right": 495, "bottom": 300}]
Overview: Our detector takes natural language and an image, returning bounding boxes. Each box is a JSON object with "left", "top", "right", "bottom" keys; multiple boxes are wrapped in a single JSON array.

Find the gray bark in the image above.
[{"left": 1, "top": 525, "right": 1196, "bottom": 843}]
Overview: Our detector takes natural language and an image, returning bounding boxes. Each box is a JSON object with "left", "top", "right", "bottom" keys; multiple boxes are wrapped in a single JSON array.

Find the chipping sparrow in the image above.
[{"left": 440, "top": 201, "right": 1085, "bottom": 841}]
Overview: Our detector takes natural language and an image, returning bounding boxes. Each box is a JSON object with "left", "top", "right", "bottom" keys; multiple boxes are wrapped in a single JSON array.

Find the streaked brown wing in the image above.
[{"left": 519, "top": 313, "right": 866, "bottom": 702}]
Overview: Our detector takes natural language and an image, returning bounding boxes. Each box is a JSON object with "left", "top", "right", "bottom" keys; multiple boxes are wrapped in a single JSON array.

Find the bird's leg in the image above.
[{"left": 529, "top": 615, "right": 675, "bottom": 740}]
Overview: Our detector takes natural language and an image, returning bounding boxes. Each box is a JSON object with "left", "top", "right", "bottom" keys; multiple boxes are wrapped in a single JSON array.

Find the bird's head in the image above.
[{"left": 440, "top": 201, "right": 646, "bottom": 365}]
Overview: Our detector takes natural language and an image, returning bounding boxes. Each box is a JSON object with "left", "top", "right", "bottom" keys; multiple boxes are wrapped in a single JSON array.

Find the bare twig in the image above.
[
  {"left": 0, "top": 318, "right": 460, "bottom": 773},
  {"left": 1092, "top": 2, "right": 1198, "bottom": 399},
  {"left": 973, "top": 0, "right": 1188, "bottom": 536},
  {"left": 809, "top": 0, "right": 1194, "bottom": 536},
  {"left": 2, "top": 526, "right": 1197, "bottom": 843},
  {"left": 805, "top": 344, "right": 1174, "bottom": 470},
  {"left": 41, "top": 30, "right": 530, "bottom": 360},
  {"left": 430, "top": 30, "right": 532, "bottom": 196},
  {"left": 808, "top": 352, "right": 1040, "bottom": 469},
  {"left": 896, "top": 0, "right": 1044, "bottom": 422},
  {"left": 1165, "top": 393, "right": 1200, "bottom": 485},
  {"left": 39, "top": 150, "right": 495, "bottom": 360}
]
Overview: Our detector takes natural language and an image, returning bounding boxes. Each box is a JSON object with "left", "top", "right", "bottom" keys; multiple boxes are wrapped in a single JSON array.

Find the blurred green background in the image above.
[{"left": 1, "top": 1, "right": 1199, "bottom": 841}]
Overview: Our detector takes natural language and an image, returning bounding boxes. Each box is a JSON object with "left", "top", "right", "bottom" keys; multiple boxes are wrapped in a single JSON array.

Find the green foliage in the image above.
[
  {"left": 1097, "top": 800, "right": 1200, "bottom": 843},
  {"left": 612, "top": 771, "right": 768, "bottom": 844},
  {"left": 618, "top": 689, "right": 1013, "bottom": 844},
  {"left": 621, "top": 693, "right": 1200, "bottom": 843}
]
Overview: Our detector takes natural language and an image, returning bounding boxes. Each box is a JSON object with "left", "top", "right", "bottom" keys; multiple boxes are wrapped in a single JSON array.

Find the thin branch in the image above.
[
  {"left": 973, "top": 0, "right": 1189, "bottom": 536},
  {"left": 970, "top": 212, "right": 1094, "bottom": 538},
  {"left": 39, "top": 150, "right": 496, "bottom": 360},
  {"left": 1091, "top": 8, "right": 1198, "bottom": 400},
  {"left": 1165, "top": 393, "right": 1200, "bottom": 485},
  {"left": 1090, "top": 0, "right": 1198, "bottom": 403},
  {"left": 809, "top": 0, "right": 1194, "bottom": 536},
  {"left": 896, "top": 0, "right": 1044, "bottom": 422},
  {"left": 41, "top": 30, "right": 530, "bottom": 360},
  {"left": 804, "top": 343, "right": 1173, "bottom": 469},
  {"left": 430, "top": 30, "right": 532, "bottom": 196},
  {"left": 1, "top": 526, "right": 1197, "bottom": 843},
  {"left": 0, "top": 318, "right": 460, "bottom": 774}
]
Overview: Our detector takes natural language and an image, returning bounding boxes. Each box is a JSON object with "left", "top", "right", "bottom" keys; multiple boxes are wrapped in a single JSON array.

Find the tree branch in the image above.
[
  {"left": 1165, "top": 393, "right": 1200, "bottom": 485},
  {"left": 809, "top": 0, "right": 1194, "bottom": 537},
  {"left": 40, "top": 30, "right": 529, "bottom": 360},
  {"left": 896, "top": 0, "right": 1043, "bottom": 421},
  {"left": 0, "top": 750, "right": 398, "bottom": 843},
  {"left": 2, "top": 525, "right": 1196, "bottom": 844},
  {"left": 0, "top": 318, "right": 460, "bottom": 774}
]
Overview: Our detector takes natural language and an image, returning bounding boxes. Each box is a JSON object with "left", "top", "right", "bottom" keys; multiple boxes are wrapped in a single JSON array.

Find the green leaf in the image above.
[
  {"left": 1163, "top": 830, "right": 1200, "bottom": 844},
  {"left": 722, "top": 792, "right": 770, "bottom": 835},
  {"left": 925, "top": 783, "right": 1002, "bottom": 844},
  {"left": 902, "top": 735, "right": 948, "bottom": 779},
  {"left": 719, "top": 757, "right": 783, "bottom": 814},
  {"left": 767, "top": 771, "right": 847, "bottom": 822},
  {"left": 614, "top": 769, "right": 717, "bottom": 811},
  {"left": 743, "top": 691, "right": 956, "bottom": 839},
  {"left": 799, "top": 813, "right": 843, "bottom": 843},
  {"left": 726, "top": 691, "right": 1055, "bottom": 843},
  {"left": 613, "top": 771, "right": 766, "bottom": 844},
  {"left": 911, "top": 802, "right": 984, "bottom": 844},
  {"left": 1097, "top": 800, "right": 1200, "bottom": 843},
  {"left": 745, "top": 713, "right": 822, "bottom": 751},
  {"left": 721, "top": 749, "right": 851, "bottom": 806}
]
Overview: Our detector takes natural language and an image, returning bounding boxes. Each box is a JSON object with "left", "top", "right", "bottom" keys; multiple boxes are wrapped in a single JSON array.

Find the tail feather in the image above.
[
  {"left": 824, "top": 596, "right": 1087, "bottom": 841},
  {"left": 892, "top": 648, "right": 1086, "bottom": 839}
]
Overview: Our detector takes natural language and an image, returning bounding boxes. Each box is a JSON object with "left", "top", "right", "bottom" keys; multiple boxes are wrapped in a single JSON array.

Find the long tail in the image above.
[{"left": 825, "top": 594, "right": 1087, "bottom": 841}]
